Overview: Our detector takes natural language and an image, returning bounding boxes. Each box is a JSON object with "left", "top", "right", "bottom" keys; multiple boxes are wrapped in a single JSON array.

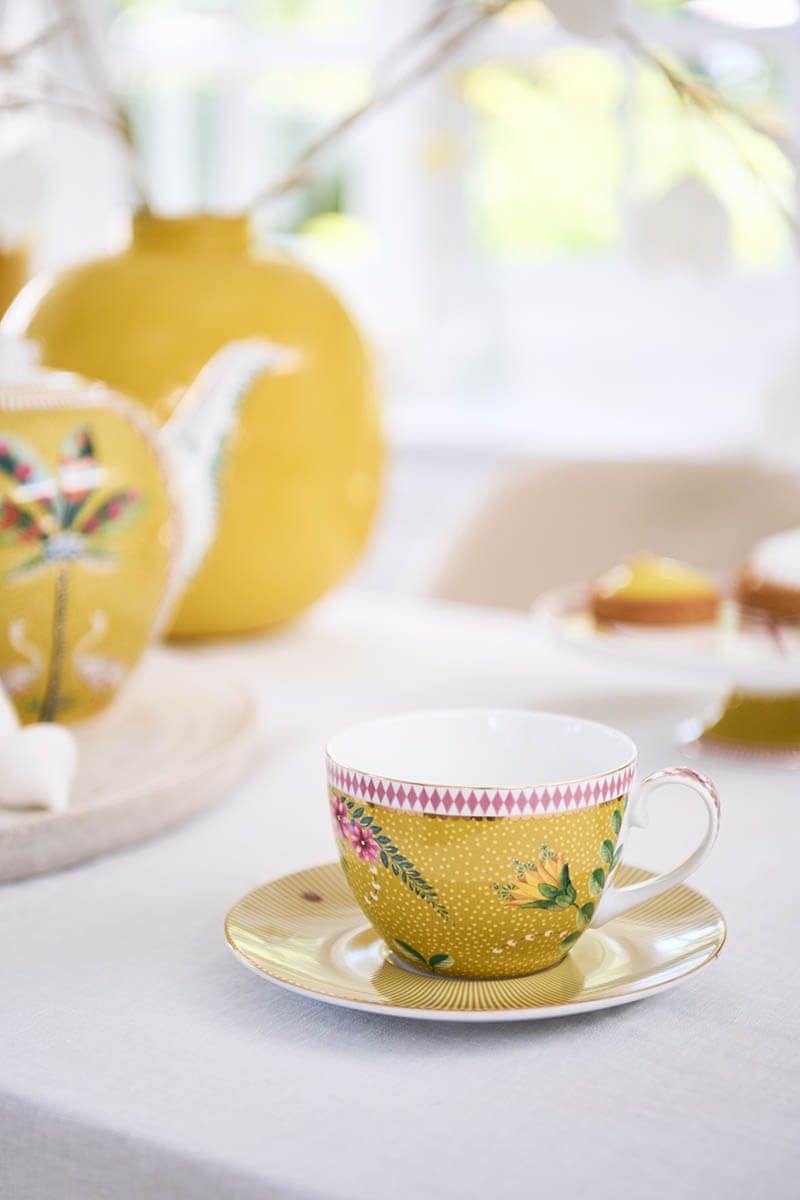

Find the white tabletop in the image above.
[{"left": 2, "top": 591, "right": 798, "bottom": 1200}]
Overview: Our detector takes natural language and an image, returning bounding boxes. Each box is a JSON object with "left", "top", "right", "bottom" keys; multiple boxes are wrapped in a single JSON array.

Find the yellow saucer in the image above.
[{"left": 224, "top": 862, "right": 726, "bottom": 1022}]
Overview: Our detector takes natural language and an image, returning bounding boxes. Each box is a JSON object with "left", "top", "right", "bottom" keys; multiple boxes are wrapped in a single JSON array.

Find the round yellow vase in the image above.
[
  {"left": 0, "top": 383, "right": 177, "bottom": 723},
  {"left": 11, "top": 213, "right": 382, "bottom": 637}
]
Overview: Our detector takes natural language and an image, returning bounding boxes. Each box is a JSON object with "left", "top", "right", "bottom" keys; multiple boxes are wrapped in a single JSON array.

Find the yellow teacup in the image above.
[{"left": 326, "top": 709, "right": 720, "bottom": 979}]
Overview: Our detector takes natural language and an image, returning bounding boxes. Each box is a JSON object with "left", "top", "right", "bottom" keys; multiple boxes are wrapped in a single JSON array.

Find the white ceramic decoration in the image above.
[
  {"left": 0, "top": 674, "right": 77, "bottom": 811},
  {"left": 0, "top": 650, "right": 257, "bottom": 881},
  {"left": 0, "top": 334, "right": 39, "bottom": 381},
  {"left": 0, "top": 721, "right": 77, "bottom": 813},
  {"left": 0, "top": 673, "right": 18, "bottom": 737},
  {"left": 630, "top": 178, "right": 729, "bottom": 275},
  {"left": 0, "top": 142, "right": 42, "bottom": 252},
  {"left": 545, "top": 0, "right": 627, "bottom": 38}
]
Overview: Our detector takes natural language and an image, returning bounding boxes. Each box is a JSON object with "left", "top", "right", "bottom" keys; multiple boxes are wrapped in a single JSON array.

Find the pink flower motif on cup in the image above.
[
  {"left": 347, "top": 820, "right": 380, "bottom": 863},
  {"left": 329, "top": 788, "right": 448, "bottom": 918},
  {"left": 330, "top": 793, "right": 351, "bottom": 839}
]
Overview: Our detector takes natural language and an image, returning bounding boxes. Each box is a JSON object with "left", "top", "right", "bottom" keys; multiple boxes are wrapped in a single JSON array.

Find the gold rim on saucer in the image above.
[{"left": 224, "top": 862, "right": 726, "bottom": 1022}]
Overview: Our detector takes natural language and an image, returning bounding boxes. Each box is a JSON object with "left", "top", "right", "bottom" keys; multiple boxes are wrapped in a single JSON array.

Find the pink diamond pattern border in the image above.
[{"left": 325, "top": 759, "right": 636, "bottom": 817}]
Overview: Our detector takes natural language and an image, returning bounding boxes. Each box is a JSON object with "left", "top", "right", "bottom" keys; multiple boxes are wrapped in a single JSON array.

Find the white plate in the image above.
[{"left": 535, "top": 584, "right": 800, "bottom": 693}]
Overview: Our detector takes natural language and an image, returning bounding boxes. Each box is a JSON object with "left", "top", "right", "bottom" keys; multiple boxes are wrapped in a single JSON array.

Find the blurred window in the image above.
[{"left": 73, "top": 2, "right": 800, "bottom": 449}]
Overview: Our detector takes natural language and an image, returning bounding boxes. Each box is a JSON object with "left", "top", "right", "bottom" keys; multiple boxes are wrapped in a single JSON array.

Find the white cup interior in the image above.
[{"left": 326, "top": 709, "right": 636, "bottom": 789}]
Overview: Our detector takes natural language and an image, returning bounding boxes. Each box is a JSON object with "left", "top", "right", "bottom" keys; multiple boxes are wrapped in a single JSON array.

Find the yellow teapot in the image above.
[
  {"left": 0, "top": 336, "right": 295, "bottom": 723},
  {"left": 0, "top": 356, "right": 176, "bottom": 723},
  {"left": 5, "top": 212, "right": 382, "bottom": 637}
]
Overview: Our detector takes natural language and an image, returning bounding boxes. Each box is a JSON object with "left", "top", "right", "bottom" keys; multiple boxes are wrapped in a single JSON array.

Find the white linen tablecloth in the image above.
[{"left": 1, "top": 591, "right": 798, "bottom": 1200}]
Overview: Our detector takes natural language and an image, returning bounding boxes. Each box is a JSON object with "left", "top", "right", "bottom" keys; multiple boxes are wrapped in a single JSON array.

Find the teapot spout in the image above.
[{"left": 161, "top": 338, "right": 298, "bottom": 591}]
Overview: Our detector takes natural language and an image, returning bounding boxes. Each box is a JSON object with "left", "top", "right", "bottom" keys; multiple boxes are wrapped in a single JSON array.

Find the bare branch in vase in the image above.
[
  {"left": 0, "top": 17, "right": 70, "bottom": 70},
  {"left": 252, "top": 0, "right": 515, "bottom": 207},
  {"left": 46, "top": 0, "right": 149, "bottom": 205},
  {"left": 616, "top": 22, "right": 800, "bottom": 246}
]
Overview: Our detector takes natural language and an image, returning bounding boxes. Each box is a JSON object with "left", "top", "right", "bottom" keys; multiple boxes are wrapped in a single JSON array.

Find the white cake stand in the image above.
[
  {"left": 535, "top": 584, "right": 800, "bottom": 759},
  {"left": 0, "top": 648, "right": 258, "bottom": 882}
]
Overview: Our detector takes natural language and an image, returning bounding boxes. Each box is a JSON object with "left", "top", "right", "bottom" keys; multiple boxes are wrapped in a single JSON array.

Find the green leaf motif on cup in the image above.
[
  {"left": 393, "top": 939, "right": 426, "bottom": 965},
  {"left": 329, "top": 790, "right": 449, "bottom": 918},
  {"left": 393, "top": 940, "right": 456, "bottom": 973},
  {"left": 492, "top": 797, "right": 628, "bottom": 953},
  {"left": 588, "top": 867, "right": 605, "bottom": 897}
]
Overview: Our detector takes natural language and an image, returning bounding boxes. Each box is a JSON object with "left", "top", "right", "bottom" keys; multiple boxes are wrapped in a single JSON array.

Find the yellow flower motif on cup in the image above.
[
  {"left": 492, "top": 845, "right": 591, "bottom": 951},
  {"left": 508, "top": 852, "right": 570, "bottom": 907},
  {"left": 493, "top": 802, "right": 626, "bottom": 955}
]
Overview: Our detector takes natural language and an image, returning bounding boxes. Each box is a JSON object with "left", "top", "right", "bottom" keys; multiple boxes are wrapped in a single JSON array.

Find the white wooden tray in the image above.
[{"left": 0, "top": 649, "right": 257, "bottom": 882}]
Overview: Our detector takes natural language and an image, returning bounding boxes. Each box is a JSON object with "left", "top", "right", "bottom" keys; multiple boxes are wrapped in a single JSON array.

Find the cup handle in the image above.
[{"left": 592, "top": 767, "right": 720, "bottom": 926}]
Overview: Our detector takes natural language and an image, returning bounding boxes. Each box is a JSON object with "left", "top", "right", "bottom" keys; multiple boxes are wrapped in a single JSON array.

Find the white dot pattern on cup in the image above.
[{"left": 334, "top": 795, "right": 627, "bottom": 977}]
